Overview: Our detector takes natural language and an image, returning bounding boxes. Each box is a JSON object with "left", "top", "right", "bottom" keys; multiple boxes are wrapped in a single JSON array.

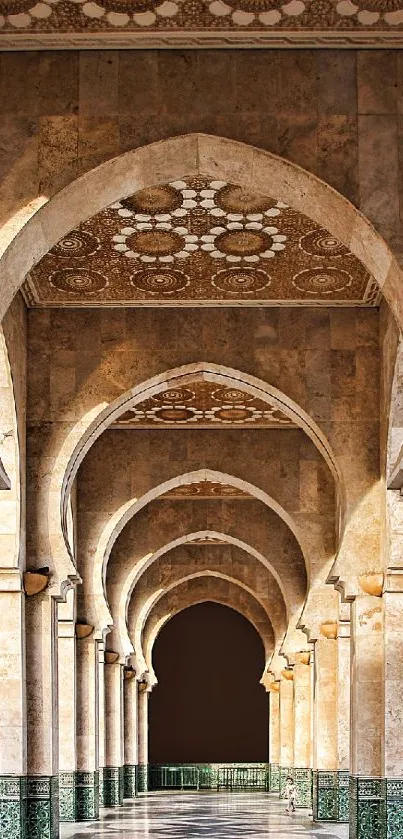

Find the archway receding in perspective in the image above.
[{"left": 148, "top": 601, "right": 268, "bottom": 764}]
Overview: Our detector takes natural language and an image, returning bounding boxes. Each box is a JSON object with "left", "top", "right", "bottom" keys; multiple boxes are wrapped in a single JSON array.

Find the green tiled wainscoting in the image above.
[
  {"left": 137, "top": 764, "right": 148, "bottom": 793},
  {"left": 0, "top": 776, "right": 27, "bottom": 839},
  {"left": 349, "top": 777, "right": 386, "bottom": 839},
  {"left": 279, "top": 766, "right": 293, "bottom": 799},
  {"left": 102, "top": 767, "right": 123, "bottom": 807},
  {"left": 294, "top": 768, "right": 312, "bottom": 808},
  {"left": 313, "top": 770, "right": 350, "bottom": 822},
  {"left": 123, "top": 765, "right": 137, "bottom": 799},
  {"left": 387, "top": 779, "right": 403, "bottom": 839},
  {"left": 148, "top": 764, "right": 270, "bottom": 792},
  {"left": 26, "top": 776, "right": 59, "bottom": 839},
  {"left": 269, "top": 764, "right": 280, "bottom": 792},
  {"left": 75, "top": 771, "right": 99, "bottom": 821},
  {"left": 59, "top": 773, "right": 75, "bottom": 822},
  {"left": 98, "top": 768, "right": 105, "bottom": 806}
]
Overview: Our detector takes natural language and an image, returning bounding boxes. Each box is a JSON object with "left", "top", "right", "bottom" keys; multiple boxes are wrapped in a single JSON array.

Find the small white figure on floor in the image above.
[{"left": 284, "top": 776, "right": 297, "bottom": 815}]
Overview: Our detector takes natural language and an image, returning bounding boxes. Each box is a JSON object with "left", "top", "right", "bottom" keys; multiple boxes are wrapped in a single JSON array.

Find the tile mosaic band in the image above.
[
  {"left": 269, "top": 763, "right": 280, "bottom": 793},
  {"left": 26, "top": 776, "right": 59, "bottom": 839},
  {"left": 0, "top": 776, "right": 27, "bottom": 839},
  {"left": 102, "top": 767, "right": 123, "bottom": 807},
  {"left": 75, "top": 771, "right": 99, "bottom": 821},
  {"left": 123, "top": 765, "right": 137, "bottom": 799}
]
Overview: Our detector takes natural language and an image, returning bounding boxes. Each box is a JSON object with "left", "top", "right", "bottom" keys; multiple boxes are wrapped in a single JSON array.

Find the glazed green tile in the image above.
[
  {"left": 123, "top": 765, "right": 137, "bottom": 799},
  {"left": 338, "top": 771, "right": 349, "bottom": 823},
  {"left": 0, "top": 776, "right": 27, "bottom": 839},
  {"left": 313, "top": 771, "right": 338, "bottom": 821},
  {"left": 75, "top": 771, "right": 99, "bottom": 821},
  {"left": 59, "top": 772, "right": 75, "bottom": 823},
  {"left": 279, "top": 766, "right": 293, "bottom": 799},
  {"left": 269, "top": 764, "right": 280, "bottom": 793},
  {"left": 26, "top": 776, "right": 59, "bottom": 839},
  {"left": 294, "top": 768, "right": 312, "bottom": 808},
  {"left": 386, "top": 778, "right": 403, "bottom": 839},
  {"left": 102, "top": 767, "right": 123, "bottom": 807},
  {"left": 137, "top": 765, "right": 148, "bottom": 793},
  {"left": 98, "top": 769, "right": 105, "bottom": 807},
  {"left": 349, "top": 776, "right": 386, "bottom": 839}
]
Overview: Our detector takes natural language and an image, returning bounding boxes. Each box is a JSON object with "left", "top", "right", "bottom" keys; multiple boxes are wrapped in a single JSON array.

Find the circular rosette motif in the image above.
[
  {"left": 116, "top": 185, "right": 183, "bottom": 219},
  {"left": 113, "top": 222, "right": 198, "bottom": 263},
  {"left": 211, "top": 267, "right": 271, "bottom": 294},
  {"left": 153, "top": 407, "right": 197, "bottom": 423},
  {"left": 292, "top": 267, "right": 353, "bottom": 296},
  {"left": 212, "top": 387, "right": 254, "bottom": 403},
  {"left": 202, "top": 221, "right": 286, "bottom": 264},
  {"left": 77, "top": 0, "right": 179, "bottom": 28},
  {"left": 214, "top": 185, "right": 288, "bottom": 221},
  {"left": 131, "top": 268, "right": 190, "bottom": 295},
  {"left": 0, "top": 0, "right": 54, "bottom": 27},
  {"left": 299, "top": 230, "right": 349, "bottom": 258},
  {"left": 336, "top": 0, "right": 403, "bottom": 23},
  {"left": 50, "top": 230, "right": 100, "bottom": 260},
  {"left": 151, "top": 387, "right": 195, "bottom": 403},
  {"left": 208, "top": 0, "right": 306, "bottom": 27},
  {"left": 49, "top": 268, "right": 107, "bottom": 294}
]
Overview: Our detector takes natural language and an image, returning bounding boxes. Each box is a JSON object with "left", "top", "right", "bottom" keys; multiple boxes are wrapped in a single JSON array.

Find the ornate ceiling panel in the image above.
[
  {"left": 24, "top": 177, "right": 379, "bottom": 308},
  {"left": 162, "top": 480, "right": 251, "bottom": 498},
  {"left": 110, "top": 381, "right": 295, "bottom": 429},
  {"left": 1, "top": 0, "right": 403, "bottom": 47}
]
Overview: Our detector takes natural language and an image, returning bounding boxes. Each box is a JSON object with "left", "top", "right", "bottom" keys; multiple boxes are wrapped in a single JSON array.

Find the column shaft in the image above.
[
  {"left": 98, "top": 645, "right": 106, "bottom": 806},
  {"left": 58, "top": 619, "right": 76, "bottom": 822},
  {"left": 313, "top": 637, "right": 338, "bottom": 821},
  {"left": 293, "top": 663, "right": 312, "bottom": 807},
  {"left": 383, "top": 582, "right": 403, "bottom": 837},
  {"left": 123, "top": 674, "right": 138, "bottom": 798},
  {"left": 76, "top": 636, "right": 99, "bottom": 820},
  {"left": 104, "top": 661, "right": 123, "bottom": 806},
  {"left": 337, "top": 618, "right": 350, "bottom": 823},
  {"left": 137, "top": 686, "right": 149, "bottom": 792},
  {"left": 269, "top": 687, "right": 280, "bottom": 792},
  {"left": 279, "top": 678, "right": 293, "bottom": 798}
]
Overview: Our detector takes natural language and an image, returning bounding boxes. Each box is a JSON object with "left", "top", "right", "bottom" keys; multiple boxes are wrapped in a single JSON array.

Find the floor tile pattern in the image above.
[{"left": 60, "top": 791, "right": 349, "bottom": 839}]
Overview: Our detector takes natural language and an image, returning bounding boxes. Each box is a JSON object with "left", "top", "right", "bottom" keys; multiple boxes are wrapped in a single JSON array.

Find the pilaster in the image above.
[
  {"left": 123, "top": 668, "right": 138, "bottom": 798},
  {"left": 76, "top": 632, "right": 99, "bottom": 820},
  {"left": 104, "top": 655, "right": 123, "bottom": 806},
  {"left": 279, "top": 673, "right": 293, "bottom": 798},
  {"left": 58, "top": 603, "right": 76, "bottom": 823},
  {"left": 293, "top": 659, "right": 312, "bottom": 807},
  {"left": 137, "top": 683, "right": 149, "bottom": 793},
  {"left": 268, "top": 684, "right": 280, "bottom": 793},
  {"left": 312, "top": 631, "right": 338, "bottom": 821}
]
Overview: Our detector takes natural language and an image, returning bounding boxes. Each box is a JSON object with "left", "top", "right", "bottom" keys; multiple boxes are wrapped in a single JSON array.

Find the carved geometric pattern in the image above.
[
  {"left": 387, "top": 778, "right": 403, "bottom": 839},
  {"left": 59, "top": 772, "right": 75, "bottom": 823},
  {"left": 313, "top": 770, "right": 338, "bottom": 821},
  {"left": 26, "top": 776, "right": 59, "bottom": 839},
  {"left": 294, "top": 768, "right": 312, "bottom": 808},
  {"left": 0, "top": 777, "right": 27, "bottom": 839},
  {"left": 269, "top": 764, "right": 280, "bottom": 793},
  {"left": 1, "top": 0, "right": 403, "bottom": 39},
  {"left": 112, "top": 381, "right": 294, "bottom": 429},
  {"left": 24, "top": 177, "right": 377, "bottom": 308}
]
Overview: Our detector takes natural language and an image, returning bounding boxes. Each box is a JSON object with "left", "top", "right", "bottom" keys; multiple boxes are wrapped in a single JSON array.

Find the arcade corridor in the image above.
[{"left": 61, "top": 793, "right": 349, "bottom": 839}]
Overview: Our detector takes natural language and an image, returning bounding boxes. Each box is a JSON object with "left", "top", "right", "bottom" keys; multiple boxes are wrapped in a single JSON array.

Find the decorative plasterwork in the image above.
[
  {"left": 161, "top": 480, "right": 252, "bottom": 498},
  {"left": 1, "top": 0, "right": 403, "bottom": 46},
  {"left": 110, "top": 381, "right": 295, "bottom": 429},
  {"left": 24, "top": 177, "right": 379, "bottom": 308}
]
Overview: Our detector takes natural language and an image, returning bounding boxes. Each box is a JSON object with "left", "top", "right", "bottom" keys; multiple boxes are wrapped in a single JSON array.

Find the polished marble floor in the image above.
[{"left": 61, "top": 792, "right": 349, "bottom": 838}]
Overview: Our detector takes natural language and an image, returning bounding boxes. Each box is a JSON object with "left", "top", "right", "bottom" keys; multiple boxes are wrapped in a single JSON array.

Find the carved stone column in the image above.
[
  {"left": 312, "top": 626, "right": 338, "bottom": 821},
  {"left": 25, "top": 591, "right": 59, "bottom": 839},
  {"left": 137, "top": 683, "right": 149, "bottom": 793},
  {"left": 268, "top": 684, "right": 280, "bottom": 792},
  {"left": 58, "top": 602, "right": 76, "bottom": 823},
  {"left": 279, "top": 671, "right": 294, "bottom": 798},
  {"left": 384, "top": 571, "right": 403, "bottom": 839},
  {"left": 123, "top": 669, "right": 137, "bottom": 798},
  {"left": 293, "top": 656, "right": 312, "bottom": 808},
  {"left": 0, "top": 569, "right": 27, "bottom": 839},
  {"left": 337, "top": 608, "right": 350, "bottom": 823},
  {"left": 97, "top": 644, "right": 106, "bottom": 806},
  {"left": 76, "top": 629, "right": 99, "bottom": 821},
  {"left": 104, "top": 654, "right": 123, "bottom": 806},
  {"left": 349, "top": 589, "right": 385, "bottom": 839}
]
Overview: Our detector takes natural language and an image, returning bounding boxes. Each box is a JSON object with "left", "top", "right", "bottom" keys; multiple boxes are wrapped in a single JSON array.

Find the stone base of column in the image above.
[
  {"left": 59, "top": 773, "right": 75, "bottom": 822},
  {"left": 26, "top": 776, "right": 59, "bottom": 839},
  {"left": 294, "top": 768, "right": 312, "bottom": 808},
  {"left": 123, "top": 765, "right": 137, "bottom": 799},
  {"left": 269, "top": 764, "right": 280, "bottom": 793},
  {"left": 137, "top": 765, "right": 148, "bottom": 793},
  {"left": 75, "top": 771, "right": 99, "bottom": 821},
  {"left": 102, "top": 767, "right": 123, "bottom": 807},
  {"left": 349, "top": 777, "right": 386, "bottom": 839},
  {"left": 0, "top": 776, "right": 27, "bottom": 839},
  {"left": 279, "top": 766, "right": 293, "bottom": 799}
]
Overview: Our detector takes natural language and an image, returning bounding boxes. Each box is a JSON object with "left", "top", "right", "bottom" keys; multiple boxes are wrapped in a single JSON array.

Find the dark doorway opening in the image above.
[{"left": 148, "top": 601, "right": 269, "bottom": 763}]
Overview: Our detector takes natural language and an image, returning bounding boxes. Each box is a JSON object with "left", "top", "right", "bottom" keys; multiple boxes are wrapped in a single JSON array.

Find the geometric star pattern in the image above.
[
  {"left": 23, "top": 177, "right": 378, "bottom": 307},
  {"left": 111, "top": 381, "right": 295, "bottom": 429}
]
